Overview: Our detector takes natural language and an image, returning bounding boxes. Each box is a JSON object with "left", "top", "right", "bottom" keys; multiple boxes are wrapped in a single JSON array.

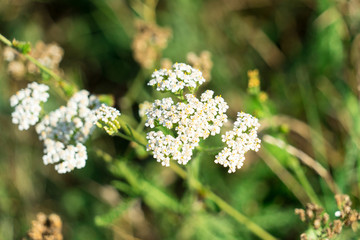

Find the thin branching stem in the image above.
[
  {"left": 0, "top": 33, "right": 77, "bottom": 97},
  {"left": 0, "top": 34, "right": 12, "bottom": 46}
]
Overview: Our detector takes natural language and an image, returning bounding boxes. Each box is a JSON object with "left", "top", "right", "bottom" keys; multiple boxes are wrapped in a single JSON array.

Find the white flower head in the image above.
[
  {"left": 145, "top": 90, "right": 229, "bottom": 167},
  {"left": 215, "top": 112, "right": 261, "bottom": 173},
  {"left": 10, "top": 82, "right": 50, "bottom": 131},
  {"left": 148, "top": 63, "right": 206, "bottom": 93},
  {"left": 42, "top": 139, "right": 88, "bottom": 174},
  {"left": 36, "top": 90, "right": 100, "bottom": 173}
]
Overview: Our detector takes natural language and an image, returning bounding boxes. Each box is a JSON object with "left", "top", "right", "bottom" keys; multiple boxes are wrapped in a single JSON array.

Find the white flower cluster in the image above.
[
  {"left": 146, "top": 90, "right": 228, "bottom": 166},
  {"left": 148, "top": 63, "right": 206, "bottom": 93},
  {"left": 10, "top": 82, "right": 49, "bottom": 130},
  {"left": 43, "top": 139, "right": 87, "bottom": 174},
  {"left": 36, "top": 90, "right": 100, "bottom": 173},
  {"left": 95, "top": 104, "right": 121, "bottom": 123},
  {"left": 215, "top": 112, "right": 261, "bottom": 173}
]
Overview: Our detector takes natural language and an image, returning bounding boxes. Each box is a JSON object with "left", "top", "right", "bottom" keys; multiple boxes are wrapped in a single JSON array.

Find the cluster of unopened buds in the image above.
[
  {"left": 94, "top": 104, "right": 121, "bottom": 136},
  {"left": 145, "top": 63, "right": 261, "bottom": 172}
]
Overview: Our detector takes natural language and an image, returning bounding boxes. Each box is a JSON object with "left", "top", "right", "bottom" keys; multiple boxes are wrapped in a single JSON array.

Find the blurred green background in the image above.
[{"left": 1, "top": 0, "right": 360, "bottom": 239}]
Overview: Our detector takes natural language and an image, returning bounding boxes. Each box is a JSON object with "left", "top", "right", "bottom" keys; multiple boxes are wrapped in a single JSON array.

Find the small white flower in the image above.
[
  {"left": 10, "top": 82, "right": 50, "bottom": 131},
  {"left": 335, "top": 211, "right": 341, "bottom": 217},
  {"left": 148, "top": 63, "right": 206, "bottom": 93},
  {"left": 215, "top": 112, "right": 261, "bottom": 173}
]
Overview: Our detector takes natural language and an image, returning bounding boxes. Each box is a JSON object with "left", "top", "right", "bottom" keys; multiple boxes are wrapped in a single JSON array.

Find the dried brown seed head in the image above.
[
  {"left": 295, "top": 208, "right": 306, "bottom": 222},
  {"left": 300, "top": 233, "right": 308, "bottom": 240},
  {"left": 333, "top": 220, "right": 343, "bottom": 234},
  {"left": 306, "top": 209, "right": 314, "bottom": 219},
  {"left": 322, "top": 213, "right": 329, "bottom": 224},
  {"left": 132, "top": 20, "right": 172, "bottom": 69},
  {"left": 313, "top": 218, "right": 321, "bottom": 229},
  {"left": 26, "top": 213, "right": 63, "bottom": 240}
]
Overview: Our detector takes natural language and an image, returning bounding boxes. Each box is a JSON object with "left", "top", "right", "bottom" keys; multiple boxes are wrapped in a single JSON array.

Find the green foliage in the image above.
[
  {"left": 177, "top": 213, "right": 238, "bottom": 240},
  {"left": 97, "top": 94, "right": 115, "bottom": 106},
  {"left": 95, "top": 200, "right": 133, "bottom": 227}
]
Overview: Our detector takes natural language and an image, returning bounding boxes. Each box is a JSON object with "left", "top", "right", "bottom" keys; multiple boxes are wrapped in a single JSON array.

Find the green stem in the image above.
[
  {"left": 114, "top": 132, "right": 136, "bottom": 143},
  {"left": 114, "top": 131, "right": 147, "bottom": 148},
  {"left": 197, "top": 146, "right": 224, "bottom": 153},
  {"left": 25, "top": 55, "right": 67, "bottom": 85},
  {"left": 289, "top": 159, "right": 322, "bottom": 205},
  {"left": 117, "top": 118, "right": 148, "bottom": 147},
  {"left": 0, "top": 34, "right": 11, "bottom": 46}
]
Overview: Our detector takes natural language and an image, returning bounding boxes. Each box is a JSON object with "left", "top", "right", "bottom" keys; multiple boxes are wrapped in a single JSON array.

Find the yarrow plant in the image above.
[
  {"left": 8, "top": 61, "right": 261, "bottom": 174},
  {"left": 1, "top": 32, "right": 281, "bottom": 240},
  {"left": 145, "top": 63, "right": 261, "bottom": 172}
]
